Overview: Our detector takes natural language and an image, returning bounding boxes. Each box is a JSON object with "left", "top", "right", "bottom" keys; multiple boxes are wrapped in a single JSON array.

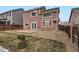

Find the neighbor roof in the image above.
[
  {"left": 72, "top": 7, "right": 79, "bottom": 11},
  {"left": 0, "top": 8, "right": 24, "bottom": 14},
  {"left": 69, "top": 7, "right": 79, "bottom": 23}
]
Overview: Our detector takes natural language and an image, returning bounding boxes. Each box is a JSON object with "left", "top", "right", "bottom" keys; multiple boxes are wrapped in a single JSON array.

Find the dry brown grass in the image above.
[{"left": 0, "top": 31, "right": 66, "bottom": 52}]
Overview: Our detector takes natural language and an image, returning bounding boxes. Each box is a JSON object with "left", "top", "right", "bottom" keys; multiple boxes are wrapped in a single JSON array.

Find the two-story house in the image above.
[
  {"left": 0, "top": 8, "right": 24, "bottom": 25},
  {"left": 69, "top": 7, "right": 79, "bottom": 51},
  {"left": 23, "top": 6, "right": 60, "bottom": 31}
]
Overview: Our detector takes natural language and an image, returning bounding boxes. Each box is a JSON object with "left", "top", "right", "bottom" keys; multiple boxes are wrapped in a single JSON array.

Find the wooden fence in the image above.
[
  {"left": 58, "top": 24, "right": 70, "bottom": 37},
  {"left": 59, "top": 24, "right": 79, "bottom": 51},
  {"left": 74, "top": 25, "right": 79, "bottom": 51},
  {"left": 0, "top": 25, "right": 23, "bottom": 31}
]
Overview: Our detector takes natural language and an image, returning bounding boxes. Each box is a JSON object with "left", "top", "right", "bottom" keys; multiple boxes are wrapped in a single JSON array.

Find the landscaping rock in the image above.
[{"left": 0, "top": 46, "right": 9, "bottom": 52}]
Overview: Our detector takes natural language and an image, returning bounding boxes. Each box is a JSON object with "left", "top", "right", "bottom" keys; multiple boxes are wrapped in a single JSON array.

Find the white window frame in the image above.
[{"left": 31, "top": 11, "right": 37, "bottom": 17}]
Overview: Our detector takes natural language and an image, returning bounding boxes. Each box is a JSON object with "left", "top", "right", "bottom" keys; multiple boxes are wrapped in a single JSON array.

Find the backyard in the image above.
[{"left": 0, "top": 30, "right": 70, "bottom": 52}]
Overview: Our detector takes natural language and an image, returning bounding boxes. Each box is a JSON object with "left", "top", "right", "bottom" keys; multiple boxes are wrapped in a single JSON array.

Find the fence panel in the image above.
[{"left": 0, "top": 25, "right": 23, "bottom": 31}]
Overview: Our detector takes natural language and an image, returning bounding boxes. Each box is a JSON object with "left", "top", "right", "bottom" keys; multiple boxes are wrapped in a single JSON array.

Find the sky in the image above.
[{"left": 0, "top": 6, "right": 78, "bottom": 21}]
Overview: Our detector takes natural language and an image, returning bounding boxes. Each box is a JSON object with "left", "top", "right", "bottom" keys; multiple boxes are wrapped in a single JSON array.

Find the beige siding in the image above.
[{"left": 12, "top": 10, "right": 23, "bottom": 25}]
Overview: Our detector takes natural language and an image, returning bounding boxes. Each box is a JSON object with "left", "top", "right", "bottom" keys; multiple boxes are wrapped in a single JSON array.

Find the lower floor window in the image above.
[
  {"left": 7, "top": 21, "right": 10, "bottom": 24},
  {"left": 43, "top": 20, "right": 51, "bottom": 26},
  {"left": 0, "top": 21, "right": 6, "bottom": 24}
]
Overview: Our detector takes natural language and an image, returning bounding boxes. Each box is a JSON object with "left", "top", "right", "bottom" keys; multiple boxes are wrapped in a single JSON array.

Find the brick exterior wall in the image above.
[{"left": 23, "top": 7, "right": 59, "bottom": 31}]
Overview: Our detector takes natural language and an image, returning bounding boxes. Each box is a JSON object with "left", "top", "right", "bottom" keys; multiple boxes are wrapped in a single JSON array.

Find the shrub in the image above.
[
  {"left": 17, "top": 35, "right": 28, "bottom": 49},
  {"left": 17, "top": 35, "right": 25, "bottom": 41}
]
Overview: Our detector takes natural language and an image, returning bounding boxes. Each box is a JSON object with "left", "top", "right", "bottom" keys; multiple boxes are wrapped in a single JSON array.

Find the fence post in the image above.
[{"left": 70, "top": 23, "right": 74, "bottom": 43}]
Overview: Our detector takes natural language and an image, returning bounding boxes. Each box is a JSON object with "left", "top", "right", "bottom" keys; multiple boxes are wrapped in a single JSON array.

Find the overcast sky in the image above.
[{"left": 0, "top": 6, "right": 78, "bottom": 21}]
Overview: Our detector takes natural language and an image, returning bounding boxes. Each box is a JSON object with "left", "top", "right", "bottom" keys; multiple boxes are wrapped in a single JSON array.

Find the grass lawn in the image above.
[{"left": 0, "top": 31, "right": 66, "bottom": 52}]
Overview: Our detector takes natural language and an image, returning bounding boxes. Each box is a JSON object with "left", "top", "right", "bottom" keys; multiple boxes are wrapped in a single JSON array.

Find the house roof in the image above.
[
  {"left": 69, "top": 7, "right": 79, "bottom": 23},
  {"left": 0, "top": 8, "right": 24, "bottom": 14},
  {"left": 24, "top": 6, "right": 46, "bottom": 12},
  {"left": 24, "top": 6, "right": 60, "bottom": 14},
  {"left": 39, "top": 7, "right": 60, "bottom": 14},
  {"left": 72, "top": 7, "right": 79, "bottom": 11}
]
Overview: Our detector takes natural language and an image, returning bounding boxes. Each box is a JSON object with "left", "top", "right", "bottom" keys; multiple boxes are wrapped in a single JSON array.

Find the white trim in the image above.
[
  {"left": 31, "top": 21, "right": 37, "bottom": 30},
  {"left": 10, "top": 11, "right": 13, "bottom": 24}
]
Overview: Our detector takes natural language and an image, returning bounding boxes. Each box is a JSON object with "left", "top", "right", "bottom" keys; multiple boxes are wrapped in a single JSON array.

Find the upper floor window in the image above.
[
  {"left": 6, "top": 12, "right": 11, "bottom": 16},
  {"left": 1, "top": 14, "right": 5, "bottom": 18},
  {"left": 43, "top": 13, "right": 51, "bottom": 17},
  {"left": 32, "top": 12, "right": 37, "bottom": 16},
  {"left": 0, "top": 12, "right": 11, "bottom": 19}
]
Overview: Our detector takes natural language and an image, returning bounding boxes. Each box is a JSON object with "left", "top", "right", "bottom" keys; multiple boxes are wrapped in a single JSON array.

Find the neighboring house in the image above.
[
  {"left": 69, "top": 7, "right": 79, "bottom": 25},
  {"left": 69, "top": 7, "right": 79, "bottom": 51},
  {"left": 23, "top": 6, "right": 60, "bottom": 31},
  {"left": 0, "top": 8, "right": 24, "bottom": 25}
]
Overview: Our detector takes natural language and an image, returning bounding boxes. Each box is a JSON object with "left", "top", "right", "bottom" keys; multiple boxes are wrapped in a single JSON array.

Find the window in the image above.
[
  {"left": 43, "top": 20, "right": 51, "bottom": 26},
  {"left": 2, "top": 14, "right": 5, "bottom": 18},
  {"left": 0, "top": 21, "right": 6, "bottom": 24},
  {"left": 53, "top": 21, "right": 57, "bottom": 23},
  {"left": 32, "top": 12, "right": 36, "bottom": 16},
  {"left": 7, "top": 21, "right": 10, "bottom": 25},
  {"left": 6, "top": 12, "right": 11, "bottom": 16},
  {"left": 25, "top": 23, "right": 29, "bottom": 26},
  {"left": 43, "top": 13, "right": 51, "bottom": 17}
]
